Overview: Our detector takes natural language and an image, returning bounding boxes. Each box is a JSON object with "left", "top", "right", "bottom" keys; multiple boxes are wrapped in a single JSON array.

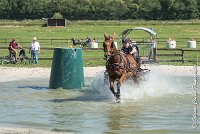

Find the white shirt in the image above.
[{"left": 30, "top": 41, "right": 40, "bottom": 51}]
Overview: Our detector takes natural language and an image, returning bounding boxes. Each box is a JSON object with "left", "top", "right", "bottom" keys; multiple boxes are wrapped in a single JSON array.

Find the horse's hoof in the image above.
[
  {"left": 116, "top": 96, "right": 120, "bottom": 100},
  {"left": 116, "top": 96, "right": 120, "bottom": 103},
  {"left": 116, "top": 97, "right": 121, "bottom": 103},
  {"left": 116, "top": 95, "right": 120, "bottom": 99},
  {"left": 116, "top": 92, "right": 120, "bottom": 98}
]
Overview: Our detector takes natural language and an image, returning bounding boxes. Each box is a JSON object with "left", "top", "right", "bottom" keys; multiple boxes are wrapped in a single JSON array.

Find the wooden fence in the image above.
[
  {"left": 1, "top": 37, "right": 200, "bottom": 47},
  {"left": 156, "top": 48, "right": 184, "bottom": 63},
  {"left": 156, "top": 48, "right": 200, "bottom": 63},
  {"left": 0, "top": 47, "right": 199, "bottom": 63}
]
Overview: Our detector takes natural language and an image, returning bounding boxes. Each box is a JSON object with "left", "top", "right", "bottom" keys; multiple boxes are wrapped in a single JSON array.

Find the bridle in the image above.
[
  {"left": 103, "top": 40, "right": 115, "bottom": 58},
  {"left": 103, "top": 39, "right": 126, "bottom": 70}
]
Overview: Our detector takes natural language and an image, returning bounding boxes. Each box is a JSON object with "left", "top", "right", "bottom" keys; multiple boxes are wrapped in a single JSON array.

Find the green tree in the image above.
[
  {"left": 138, "top": 0, "right": 161, "bottom": 20},
  {"left": 52, "top": 12, "right": 63, "bottom": 19},
  {"left": 160, "top": 0, "right": 172, "bottom": 20},
  {"left": 161, "top": 0, "right": 199, "bottom": 20},
  {"left": 184, "top": 0, "right": 199, "bottom": 19},
  {"left": 198, "top": 0, "right": 200, "bottom": 18},
  {"left": 0, "top": 0, "right": 10, "bottom": 18},
  {"left": 124, "top": 1, "right": 139, "bottom": 19},
  {"left": 0, "top": 0, "right": 199, "bottom": 20},
  {"left": 7, "top": 0, "right": 18, "bottom": 19}
]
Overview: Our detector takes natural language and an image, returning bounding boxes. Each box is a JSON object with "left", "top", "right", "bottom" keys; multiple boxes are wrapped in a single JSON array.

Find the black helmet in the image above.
[{"left": 122, "top": 37, "right": 126, "bottom": 44}]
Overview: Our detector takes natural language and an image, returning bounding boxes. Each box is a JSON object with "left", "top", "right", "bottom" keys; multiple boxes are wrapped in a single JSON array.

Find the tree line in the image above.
[{"left": 0, "top": 0, "right": 199, "bottom": 20}]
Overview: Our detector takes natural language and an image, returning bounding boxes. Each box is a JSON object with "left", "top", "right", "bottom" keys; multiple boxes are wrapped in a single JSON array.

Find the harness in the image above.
[
  {"left": 103, "top": 39, "right": 138, "bottom": 75},
  {"left": 106, "top": 53, "right": 126, "bottom": 70}
]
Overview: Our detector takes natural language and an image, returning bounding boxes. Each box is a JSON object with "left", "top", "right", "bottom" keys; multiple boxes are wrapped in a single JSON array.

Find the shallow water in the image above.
[{"left": 0, "top": 67, "right": 200, "bottom": 134}]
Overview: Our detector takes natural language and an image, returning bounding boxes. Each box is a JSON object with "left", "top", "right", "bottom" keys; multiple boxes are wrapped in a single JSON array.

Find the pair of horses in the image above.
[{"left": 103, "top": 33, "right": 141, "bottom": 101}]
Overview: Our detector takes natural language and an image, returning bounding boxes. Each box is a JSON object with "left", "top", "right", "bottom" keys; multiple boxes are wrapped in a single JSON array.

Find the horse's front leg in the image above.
[
  {"left": 118, "top": 74, "right": 126, "bottom": 86},
  {"left": 109, "top": 78, "right": 116, "bottom": 97},
  {"left": 115, "top": 74, "right": 126, "bottom": 101},
  {"left": 104, "top": 70, "right": 108, "bottom": 84},
  {"left": 116, "top": 82, "right": 121, "bottom": 100}
]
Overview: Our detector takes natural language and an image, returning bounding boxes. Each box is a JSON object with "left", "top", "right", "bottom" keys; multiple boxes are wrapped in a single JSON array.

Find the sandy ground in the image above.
[
  {"left": 0, "top": 65, "right": 199, "bottom": 82},
  {"left": 0, "top": 66, "right": 106, "bottom": 82},
  {"left": 0, "top": 65, "right": 199, "bottom": 133}
]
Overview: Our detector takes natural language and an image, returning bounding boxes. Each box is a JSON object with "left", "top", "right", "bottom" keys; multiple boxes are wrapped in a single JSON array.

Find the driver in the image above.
[{"left": 121, "top": 38, "right": 140, "bottom": 67}]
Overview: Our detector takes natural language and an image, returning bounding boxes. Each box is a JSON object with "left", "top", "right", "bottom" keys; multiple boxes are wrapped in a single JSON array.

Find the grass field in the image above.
[{"left": 0, "top": 20, "right": 199, "bottom": 67}]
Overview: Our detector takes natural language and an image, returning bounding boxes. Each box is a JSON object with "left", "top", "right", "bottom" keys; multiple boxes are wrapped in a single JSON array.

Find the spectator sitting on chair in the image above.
[
  {"left": 85, "top": 36, "right": 91, "bottom": 43},
  {"left": 29, "top": 37, "right": 40, "bottom": 64},
  {"left": 93, "top": 37, "right": 97, "bottom": 43}
]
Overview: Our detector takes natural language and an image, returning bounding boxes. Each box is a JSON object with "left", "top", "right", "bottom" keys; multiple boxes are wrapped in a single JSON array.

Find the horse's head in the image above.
[{"left": 103, "top": 32, "right": 117, "bottom": 57}]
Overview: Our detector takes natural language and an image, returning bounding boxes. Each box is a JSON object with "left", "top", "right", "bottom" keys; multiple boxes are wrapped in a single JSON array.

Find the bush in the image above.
[{"left": 52, "top": 12, "right": 63, "bottom": 19}]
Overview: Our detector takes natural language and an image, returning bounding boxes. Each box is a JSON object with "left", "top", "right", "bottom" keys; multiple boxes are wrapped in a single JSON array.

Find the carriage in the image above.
[{"left": 119, "top": 27, "right": 157, "bottom": 64}]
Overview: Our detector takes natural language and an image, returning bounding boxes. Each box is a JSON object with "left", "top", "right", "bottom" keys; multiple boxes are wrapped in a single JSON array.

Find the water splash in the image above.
[
  {"left": 88, "top": 71, "right": 113, "bottom": 100},
  {"left": 89, "top": 66, "right": 193, "bottom": 101}
]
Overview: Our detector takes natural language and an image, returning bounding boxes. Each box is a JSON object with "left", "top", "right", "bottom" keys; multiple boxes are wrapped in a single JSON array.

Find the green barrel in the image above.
[{"left": 49, "top": 48, "right": 85, "bottom": 89}]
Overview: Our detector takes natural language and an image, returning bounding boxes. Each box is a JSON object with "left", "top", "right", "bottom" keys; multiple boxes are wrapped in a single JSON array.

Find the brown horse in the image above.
[{"left": 103, "top": 33, "right": 140, "bottom": 101}]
